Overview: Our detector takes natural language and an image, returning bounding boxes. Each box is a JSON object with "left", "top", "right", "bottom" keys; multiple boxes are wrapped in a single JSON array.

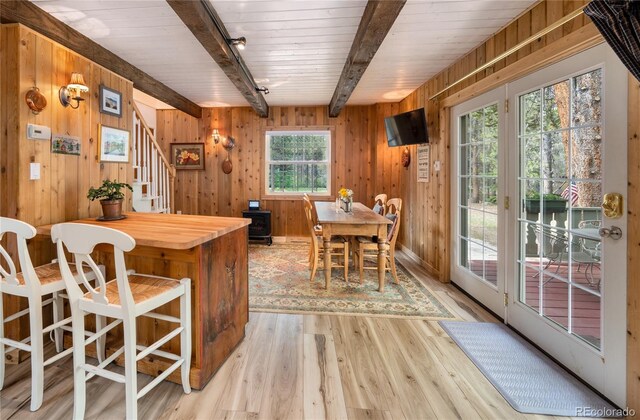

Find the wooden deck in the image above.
[{"left": 469, "top": 260, "right": 601, "bottom": 347}]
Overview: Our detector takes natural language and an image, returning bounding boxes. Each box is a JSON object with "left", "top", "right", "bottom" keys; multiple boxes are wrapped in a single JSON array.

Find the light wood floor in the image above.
[{"left": 1, "top": 252, "right": 580, "bottom": 419}]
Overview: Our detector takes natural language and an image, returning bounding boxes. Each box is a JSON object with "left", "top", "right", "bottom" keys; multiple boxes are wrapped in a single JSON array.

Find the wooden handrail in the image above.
[{"left": 132, "top": 102, "right": 175, "bottom": 177}]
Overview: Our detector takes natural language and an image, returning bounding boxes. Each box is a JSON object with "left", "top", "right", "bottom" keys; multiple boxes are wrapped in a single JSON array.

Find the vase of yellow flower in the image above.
[{"left": 338, "top": 188, "right": 354, "bottom": 212}]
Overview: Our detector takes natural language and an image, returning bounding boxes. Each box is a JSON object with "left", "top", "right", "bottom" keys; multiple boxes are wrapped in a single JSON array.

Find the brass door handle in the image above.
[{"left": 602, "top": 193, "right": 623, "bottom": 219}]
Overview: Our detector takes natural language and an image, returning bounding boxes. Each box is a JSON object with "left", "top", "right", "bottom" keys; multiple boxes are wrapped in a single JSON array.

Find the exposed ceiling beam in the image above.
[
  {"left": 328, "top": 0, "right": 406, "bottom": 117},
  {"left": 166, "top": 0, "right": 269, "bottom": 118},
  {"left": 0, "top": 0, "right": 202, "bottom": 118}
]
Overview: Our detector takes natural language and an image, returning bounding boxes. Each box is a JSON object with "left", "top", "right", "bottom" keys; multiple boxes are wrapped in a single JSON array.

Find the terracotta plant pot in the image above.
[{"left": 100, "top": 199, "right": 123, "bottom": 220}]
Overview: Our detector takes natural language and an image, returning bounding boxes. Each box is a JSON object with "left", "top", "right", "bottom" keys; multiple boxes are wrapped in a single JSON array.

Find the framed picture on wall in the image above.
[
  {"left": 98, "top": 124, "right": 130, "bottom": 163},
  {"left": 417, "top": 144, "right": 430, "bottom": 183},
  {"left": 171, "top": 143, "right": 205, "bottom": 170},
  {"left": 99, "top": 85, "right": 122, "bottom": 118},
  {"left": 51, "top": 134, "right": 81, "bottom": 156}
]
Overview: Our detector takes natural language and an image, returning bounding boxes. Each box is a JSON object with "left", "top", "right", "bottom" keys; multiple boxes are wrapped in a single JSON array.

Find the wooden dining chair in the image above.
[
  {"left": 372, "top": 193, "right": 387, "bottom": 215},
  {"left": 52, "top": 223, "right": 192, "bottom": 419},
  {"left": 0, "top": 217, "right": 105, "bottom": 412},
  {"left": 303, "top": 193, "right": 323, "bottom": 236},
  {"left": 303, "top": 193, "right": 325, "bottom": 263},
  {"left": 354, "top": 198, "right": 403, "bottom": 284},
  {"left": 304, "top": 199, "right": 349, "bottom": 282}
]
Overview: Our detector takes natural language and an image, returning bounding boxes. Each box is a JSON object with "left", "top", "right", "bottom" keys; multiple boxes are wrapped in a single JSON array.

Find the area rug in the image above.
[
  {"left": 439, "top": 321, "right": 620, "bottom": 417},
  {"left": 248, "top": 243, "right": 454, "bottom": 319}
]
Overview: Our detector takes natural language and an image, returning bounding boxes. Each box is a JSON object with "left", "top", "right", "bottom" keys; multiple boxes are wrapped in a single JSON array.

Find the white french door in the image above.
[
  {"left": 506, "top": 44, "right": 627, "bottom": 406},
  {"left": 452, "top": 44, "right": 628, "bottom": 406},
  {"left": 451, "top": 87, "right": 507, "bottom": 317}
]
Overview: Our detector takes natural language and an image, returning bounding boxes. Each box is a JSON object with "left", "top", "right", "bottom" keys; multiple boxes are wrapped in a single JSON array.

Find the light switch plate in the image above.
[
  {"left": 434, "top": 160, "right": 441, "bottom": 171},
  {"left": 30, "top": 163, "right": 41, "bottom": 180}
]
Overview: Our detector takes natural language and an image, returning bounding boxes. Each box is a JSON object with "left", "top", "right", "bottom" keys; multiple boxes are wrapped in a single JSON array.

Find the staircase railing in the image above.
[{"left": 132, "top": 102, "right": 176, "bottom": 213}]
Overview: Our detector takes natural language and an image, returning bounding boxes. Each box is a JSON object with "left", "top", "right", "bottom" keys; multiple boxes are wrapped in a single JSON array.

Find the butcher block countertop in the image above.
[{"left": 37, "top": 212, "right": 251, "bottom": 250}]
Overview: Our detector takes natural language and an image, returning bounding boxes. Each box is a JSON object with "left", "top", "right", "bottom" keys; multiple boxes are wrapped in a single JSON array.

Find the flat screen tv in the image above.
[{"left": 384, "top": 108, "right": 428, "bottom": 147}]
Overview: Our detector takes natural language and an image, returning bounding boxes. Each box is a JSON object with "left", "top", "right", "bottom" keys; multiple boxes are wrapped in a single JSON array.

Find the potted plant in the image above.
[
  {"left": 87, "top": 179, "right": 133, "bottom": 220},
  {"left": 524, "top": 193, "right": 568, "bottom": 214}
]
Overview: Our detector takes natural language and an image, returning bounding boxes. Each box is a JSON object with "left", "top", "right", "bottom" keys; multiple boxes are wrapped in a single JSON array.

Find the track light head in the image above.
[{"left": 228, "top": 37, "right": 246, "bottom": 50}]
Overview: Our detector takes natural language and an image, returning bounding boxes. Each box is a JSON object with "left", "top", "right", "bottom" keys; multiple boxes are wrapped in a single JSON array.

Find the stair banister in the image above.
[{"left": 132, "top": 102, "right": 176, "bottom": 214}]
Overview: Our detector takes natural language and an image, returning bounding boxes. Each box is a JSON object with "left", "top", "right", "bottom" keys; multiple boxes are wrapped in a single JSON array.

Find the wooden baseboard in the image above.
[{"left": 398, "top": 244, "right": 444, "bottom": 281}]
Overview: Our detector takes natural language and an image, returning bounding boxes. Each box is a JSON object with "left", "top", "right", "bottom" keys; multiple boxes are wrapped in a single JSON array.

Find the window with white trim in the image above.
[{"left": 265, "top": 130, "right": 331, "bottom": 196}]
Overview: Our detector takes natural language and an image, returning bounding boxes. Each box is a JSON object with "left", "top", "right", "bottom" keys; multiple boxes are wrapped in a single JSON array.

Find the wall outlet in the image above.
[{"left": 30, "top": 163, "right": 41, "bottom": 180}]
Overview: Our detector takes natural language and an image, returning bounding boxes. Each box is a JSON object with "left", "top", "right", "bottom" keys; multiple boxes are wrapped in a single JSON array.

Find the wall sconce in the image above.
[
  {"left": 211, "top": 128, "right": 220, "bottom": 144},
  {"left": 228, "top": 37, "right": 246, "bottom": 50},
  {"left": 59, "top": 72, "right": 89, "bottom": 109}
]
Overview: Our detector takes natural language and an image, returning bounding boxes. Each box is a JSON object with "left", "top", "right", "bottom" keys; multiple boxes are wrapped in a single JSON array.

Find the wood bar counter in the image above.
[{"left": 37, "top": 212, "right": 251, "bottom": 389}]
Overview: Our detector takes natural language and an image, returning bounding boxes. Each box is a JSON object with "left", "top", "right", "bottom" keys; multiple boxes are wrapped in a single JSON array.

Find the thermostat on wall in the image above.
[{"left": 27, "top": 124, "right": 51, "bottom": 140}]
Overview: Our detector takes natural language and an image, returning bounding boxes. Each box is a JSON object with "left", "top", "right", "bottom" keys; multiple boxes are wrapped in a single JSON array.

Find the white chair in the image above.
[
  {"left": 0, "top": 217, "right": 105, "bottom": 411},
  {"left": 51, "top": 223, "right": 191, "bottom": 419}
]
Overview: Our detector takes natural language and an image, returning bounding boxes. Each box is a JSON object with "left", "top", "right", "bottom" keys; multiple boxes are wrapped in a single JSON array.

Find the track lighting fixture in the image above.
[
  {"left": 228, "top": 37, "right": 246, "bottom": 50},
  {"left": 256, "top": 86, "right": 269, "bottom": 95}
]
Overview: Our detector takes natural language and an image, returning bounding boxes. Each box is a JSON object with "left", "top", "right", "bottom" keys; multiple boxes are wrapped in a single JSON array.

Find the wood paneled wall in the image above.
[
  {"left": 0, "top": 24, "right": 133, "bottom": 340},
  {"left": 0, "top": 24, "right": 133, "bottom": 225},
  {"left": 627, "top": 76, "right": 640, "bottom": 412},
  {"left": 156, "top": 105, "right": 384, "bottom": 237},
  {"left": 373, "top": 1, "right": 591, "bottom": 282}
]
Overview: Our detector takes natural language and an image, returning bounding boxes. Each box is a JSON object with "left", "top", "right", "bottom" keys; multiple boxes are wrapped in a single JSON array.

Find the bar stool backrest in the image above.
[
  {"left": 52, "top": 223, "right": 135, "bottom": 310},
  {"left": 0, "top": 217, "right": 38, "bottom": 288}
]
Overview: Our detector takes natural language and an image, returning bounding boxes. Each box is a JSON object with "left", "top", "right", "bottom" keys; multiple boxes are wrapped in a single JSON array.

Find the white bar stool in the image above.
[
  {"left": 52, "top": 223, "right": 192, "bottom": 420},
  {"left": 0, "top": 217, "right": 105, "bottom": 411}
]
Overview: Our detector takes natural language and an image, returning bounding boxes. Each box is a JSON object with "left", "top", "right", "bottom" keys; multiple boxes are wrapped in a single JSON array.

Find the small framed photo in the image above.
[
  {"left": 51, "top": 134, "right": 81, "bottom": 156},
  {"left": 98, "top": 124, "right": 130, "bottom": 163},
  {"left": 99, "top": 85, "right": 122, "bottom": 118},
  {"left": 171, "top": 143, "right": 205, "bottom": 170}
]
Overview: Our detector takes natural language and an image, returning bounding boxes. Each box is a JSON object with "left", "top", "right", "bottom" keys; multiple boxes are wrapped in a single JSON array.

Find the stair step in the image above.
[{"left": 139, "top": 195, "right": 159, "bottom": 201}]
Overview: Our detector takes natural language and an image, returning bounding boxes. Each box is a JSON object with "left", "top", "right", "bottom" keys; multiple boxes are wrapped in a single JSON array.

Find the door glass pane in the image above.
[
  {"left": 458, "top": 103, "right": 499, "bottom": 287},
  {"left": 518, "top": 68, "right": 603, "bottom": 350},
  {"left": 572, "top": 285, "right": 601, "bottom": 348}
]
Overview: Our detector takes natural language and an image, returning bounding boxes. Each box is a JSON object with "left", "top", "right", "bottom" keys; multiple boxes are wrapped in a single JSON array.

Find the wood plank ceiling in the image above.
[
  {"left": 29, "top": 0, "right": 537, "bottom": 109},
  {"left": 349, "top": 0, "right": 539, "bottom": 104}
]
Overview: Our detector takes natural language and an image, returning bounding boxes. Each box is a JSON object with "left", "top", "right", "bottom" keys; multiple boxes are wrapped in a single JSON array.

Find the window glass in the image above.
[{"left": 265, "top": 131, "right": 331, "bottom": 195}]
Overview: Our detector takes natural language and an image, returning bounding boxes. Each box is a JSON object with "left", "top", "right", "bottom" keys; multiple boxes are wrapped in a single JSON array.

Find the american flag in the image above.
[{"left": 561, "top": 182, "right": 579, "bottom": 205}]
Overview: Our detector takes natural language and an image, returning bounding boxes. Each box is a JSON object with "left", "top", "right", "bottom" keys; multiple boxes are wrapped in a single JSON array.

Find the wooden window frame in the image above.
[{"left": 261, "top": 126, "right": 336, "bottom": 201}]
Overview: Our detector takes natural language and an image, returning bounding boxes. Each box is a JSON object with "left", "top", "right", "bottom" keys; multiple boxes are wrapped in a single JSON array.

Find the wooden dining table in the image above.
[{"left": 315, "top": 202, "right": 392, "bottom": 291}]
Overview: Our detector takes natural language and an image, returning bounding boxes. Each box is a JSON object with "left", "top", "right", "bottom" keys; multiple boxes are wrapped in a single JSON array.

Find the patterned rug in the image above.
[{"left": 249, "top": 243, "right": 455, "bottom": 319}]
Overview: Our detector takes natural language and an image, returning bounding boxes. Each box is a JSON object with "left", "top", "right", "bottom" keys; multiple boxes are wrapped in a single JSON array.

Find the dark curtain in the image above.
[{"left": 584, "top": 0, "right": 640, "bottom": 81}]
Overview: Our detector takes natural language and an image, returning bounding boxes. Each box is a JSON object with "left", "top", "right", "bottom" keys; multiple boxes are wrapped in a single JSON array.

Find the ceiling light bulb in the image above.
[{"left": 229, "top": 37, "right": 246, "bottom": 50}]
